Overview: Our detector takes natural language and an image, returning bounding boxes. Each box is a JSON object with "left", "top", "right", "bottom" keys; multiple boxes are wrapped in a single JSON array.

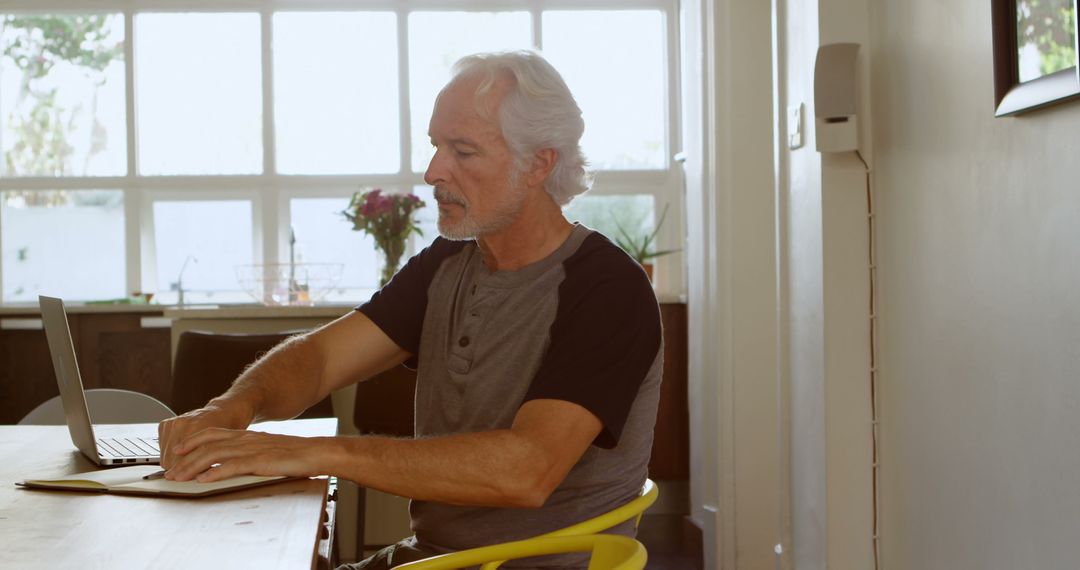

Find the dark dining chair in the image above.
[
  {"left": 351, "top": 364, "right": 417, "bottom": 553},
  {"left": 171, "top": 329, "right": 335, "bottom": 417}
]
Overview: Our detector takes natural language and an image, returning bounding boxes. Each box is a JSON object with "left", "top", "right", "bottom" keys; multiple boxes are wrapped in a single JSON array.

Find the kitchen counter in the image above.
[
  {"left": 163, "top": 304, "right": 356, "bottom": 320},
  {"left": 0, "top": 303, "right": 167, "bottom": 316},
  {"left": 2, "top": 293, "right": 685, "bottom": 319}
]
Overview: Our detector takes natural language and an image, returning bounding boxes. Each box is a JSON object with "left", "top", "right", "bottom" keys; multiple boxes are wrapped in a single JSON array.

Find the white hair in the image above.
[{"left": 449, "top": 50, "right": 592, "bottom": 206}]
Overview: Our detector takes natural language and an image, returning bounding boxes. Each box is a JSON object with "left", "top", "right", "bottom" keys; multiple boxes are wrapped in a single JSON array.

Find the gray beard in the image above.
[{"left": 435, "top": 172, "right": 526, "bottom": 240}]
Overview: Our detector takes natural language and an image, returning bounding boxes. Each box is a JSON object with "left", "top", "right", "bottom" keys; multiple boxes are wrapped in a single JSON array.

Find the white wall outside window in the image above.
[{"left": 0, "top": 0, "right": 683, "bottom": 304}]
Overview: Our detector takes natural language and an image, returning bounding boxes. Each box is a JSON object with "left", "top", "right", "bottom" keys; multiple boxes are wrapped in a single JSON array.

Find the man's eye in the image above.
[{"left": 455, "top": 149, "right": 476, "bottom": 157}]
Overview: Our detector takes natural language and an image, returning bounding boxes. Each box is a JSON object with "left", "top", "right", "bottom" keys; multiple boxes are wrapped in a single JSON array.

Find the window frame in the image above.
[{"left": 0, "top": 0, "right": 684, "bottom": 303}]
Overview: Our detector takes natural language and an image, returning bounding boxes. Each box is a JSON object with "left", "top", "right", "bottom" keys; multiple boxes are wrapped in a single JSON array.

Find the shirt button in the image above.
[{"left": 458, "top": 336, "right": 470, "bottom": 347}]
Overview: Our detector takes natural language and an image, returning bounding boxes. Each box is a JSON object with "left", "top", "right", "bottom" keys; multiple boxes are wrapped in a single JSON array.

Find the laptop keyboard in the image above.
[{"left": 97, "top": 436, "right": 160, "bottom": 458}]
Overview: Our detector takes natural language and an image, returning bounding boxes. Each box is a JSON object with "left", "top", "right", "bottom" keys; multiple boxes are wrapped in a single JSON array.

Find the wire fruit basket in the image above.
[{"left": 234, "top": 262, "right": 343, "bottom": 306}]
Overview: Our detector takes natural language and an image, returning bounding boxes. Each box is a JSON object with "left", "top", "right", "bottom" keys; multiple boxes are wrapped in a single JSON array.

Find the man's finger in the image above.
[
  {"left": 173, "top": 427, "right": 246, "bottom": 455},
  {"left": 195, "top": 459, "right": 253, "bottom": 483},
  {"left": 166, "top": 433, "right": 262, "bottom": 481}
]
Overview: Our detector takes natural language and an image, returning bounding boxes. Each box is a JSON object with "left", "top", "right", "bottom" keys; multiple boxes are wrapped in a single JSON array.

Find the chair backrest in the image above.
[
  {"left": 543, "top": 478, "right": 659, "bottom": 538},
  {"left": 171, "top": 330, "right": 334, "bottom": 418},
  {"left": 477, "top": 479, "right": 658, "bottom": 570},
  {"left": 19, "top": 388, "right": 176, "bottom": 425},
  {"left": 394, "top": 534, "right": 647, "bottom": 570},
  {"left": 353, "top": 364, "right": 416, "bottom": 437}
]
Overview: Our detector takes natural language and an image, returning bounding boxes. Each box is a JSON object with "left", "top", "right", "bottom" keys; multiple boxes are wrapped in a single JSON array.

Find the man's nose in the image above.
[{"left": 424, "top": 148, "right": 447, "bottom": 187}]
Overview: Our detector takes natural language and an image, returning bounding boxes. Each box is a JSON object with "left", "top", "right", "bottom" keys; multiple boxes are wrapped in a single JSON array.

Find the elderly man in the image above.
[{"left": 159, "top": 50, "right": 663, "bottom": 569}]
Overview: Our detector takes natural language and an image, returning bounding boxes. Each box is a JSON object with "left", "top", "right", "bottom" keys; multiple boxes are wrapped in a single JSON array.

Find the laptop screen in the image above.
[{"left": 39, "top": 295, "right": 101, "bottom": 462}]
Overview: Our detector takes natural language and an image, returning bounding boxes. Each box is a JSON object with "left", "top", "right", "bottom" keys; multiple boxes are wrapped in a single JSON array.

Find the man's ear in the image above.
[{"left": 525, "top": 148, "right": 558, "bottom": 187}]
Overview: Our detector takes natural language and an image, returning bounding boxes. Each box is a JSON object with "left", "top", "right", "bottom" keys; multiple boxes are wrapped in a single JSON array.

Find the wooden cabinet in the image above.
[
  {"left": 0, "top": 311, "right": 171, "bottom": 424},
  {"left": 0, "top": 326, "right": 56, "bottom": 424},
  {"left": 652, "top": 302, "right": 689, "bottom": 481}
]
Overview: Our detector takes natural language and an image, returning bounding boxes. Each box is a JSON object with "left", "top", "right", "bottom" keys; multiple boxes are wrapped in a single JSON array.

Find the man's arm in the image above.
[
  {"left": 162, "top": 398, "right": 602, "bottom": 509},
  {"left": 158, "top": 310, "right": 409, "bottom": 469}
]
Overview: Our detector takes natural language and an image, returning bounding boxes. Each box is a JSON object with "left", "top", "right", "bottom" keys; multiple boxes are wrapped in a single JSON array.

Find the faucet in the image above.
[
  {"left": 288, "top": 227, "right": 297, "bottom": 304},
  {"left": 176, "top": 255, "right": 198, "bottom": 307}
]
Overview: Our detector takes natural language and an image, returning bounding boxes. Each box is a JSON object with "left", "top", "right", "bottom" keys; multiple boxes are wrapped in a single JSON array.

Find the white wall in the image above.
[
  {"left": 777, "top": 0, "right": 876, "bottom": 567},
  {"left": 682, "top": 0, "right": 780, "bottom": 567},
  {"left": 870, "top": 1, "right": 1080, "bottom": 568},
  {"left": 778, "top": 0, "right": 827, "bottom": 566}
]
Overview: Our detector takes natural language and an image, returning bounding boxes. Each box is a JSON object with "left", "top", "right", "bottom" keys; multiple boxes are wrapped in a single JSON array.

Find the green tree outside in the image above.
[
  {"left": 1016, "top": 0, "right": 1078, "bottom": 79},
  {"left": 1, "top": 14, "right": 122, "bottom": 205}
]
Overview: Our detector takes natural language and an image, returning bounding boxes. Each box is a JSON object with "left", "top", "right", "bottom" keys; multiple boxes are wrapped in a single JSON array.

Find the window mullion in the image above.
[
  {"left": 661, "top": 0, "right": 684, "bottom": 297},
  {"left": 124, "top": 186, "right": 142, "bottom": 297},
  {"left": 260, "top": 8, "right": 279, "bottom": 267},
  {"left": 531, "top": 1, "right": 542, "bottom": 49},
  {"left": 125, "top": 10, "right": 141, "bottom": 296},
  {"left": 261, "top": 9, "right": 276, "bottom": 177},
  {"left": 397, "top": 8, "right": 412, "bottom": 175}
]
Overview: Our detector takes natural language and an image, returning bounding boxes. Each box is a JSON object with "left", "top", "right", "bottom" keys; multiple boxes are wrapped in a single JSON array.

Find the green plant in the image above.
[
  {"left": 613, "top": 203, "right": 680, "bottom": 265},
  {"left": 342, "top": 188, "right": 426, "bottom": 287}
]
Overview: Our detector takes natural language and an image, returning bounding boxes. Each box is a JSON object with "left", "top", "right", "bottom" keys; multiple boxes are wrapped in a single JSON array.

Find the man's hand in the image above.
[
  {"left": 162, "top": 429, "right": 329, "bottom": 483},
  {"left": 158, "top": 404, "right": 252, "bottom": 470}
]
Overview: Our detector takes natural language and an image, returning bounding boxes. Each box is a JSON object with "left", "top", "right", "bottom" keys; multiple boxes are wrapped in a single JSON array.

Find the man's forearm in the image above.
[
  {"left": 324, "top": 430, "right": 556, "bottom": 509},
  {"left": 211, "top": 333, "right": 327, "bottom": 424},
  {"left": 310, "top": 399, "right": 603, "bottom": 509}
]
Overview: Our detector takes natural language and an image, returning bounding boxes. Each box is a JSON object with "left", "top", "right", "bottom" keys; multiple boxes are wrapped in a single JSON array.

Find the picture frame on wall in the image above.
[{"left": 993, "top": 0, "right": 1080, "bottom": 116}]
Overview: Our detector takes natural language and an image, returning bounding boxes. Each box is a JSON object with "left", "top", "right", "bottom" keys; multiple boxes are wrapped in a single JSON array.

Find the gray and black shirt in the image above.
[{"left": 358, "top": 223, "right": 663, "bottom": 558}]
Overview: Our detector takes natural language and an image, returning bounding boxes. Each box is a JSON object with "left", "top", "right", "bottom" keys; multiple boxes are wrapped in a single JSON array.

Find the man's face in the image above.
[{"left": 424, "top": 76, "right": 527, "bottom": 240}]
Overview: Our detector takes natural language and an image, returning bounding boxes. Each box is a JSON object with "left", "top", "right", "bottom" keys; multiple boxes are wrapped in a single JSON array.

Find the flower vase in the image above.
[{"left": 378, "top": 241, "right": 406, "bottom": 288}]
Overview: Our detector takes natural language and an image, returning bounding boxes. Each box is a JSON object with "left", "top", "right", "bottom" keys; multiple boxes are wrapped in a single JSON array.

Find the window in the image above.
[
  {"left": 0, "top": 1, "right": 681, "bottom": 304},
  {"left": 289, "top": 196, "right": 380, "bottom": 296},
  {"left": 135, "top": 13, "right": 263, "bottom": 175},
  {"left": 0, "top": 14, "right": 126, "bottom": 177},
  {"left": 408, "top": 11, "right": 532, "bottom": 171},
  {"left": 273, "top": 12, "right": 400, "bottom": 174},
  {"left": 151, "top": 199, "right": 254, "bottom": 304},
  {"left": 1, "top": 190, "right": 125, "bottom": 301},
  {"left": 543, "top": 10, "right": 667, "bottom": 170}
]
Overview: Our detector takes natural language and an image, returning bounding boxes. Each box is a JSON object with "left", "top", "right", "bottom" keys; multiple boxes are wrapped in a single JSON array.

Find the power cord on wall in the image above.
[{"left": 855, "top": 149, "right": 881, "bottom": 570}]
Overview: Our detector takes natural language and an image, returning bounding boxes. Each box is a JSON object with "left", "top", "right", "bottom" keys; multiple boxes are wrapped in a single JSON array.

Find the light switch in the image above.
[{"left": 788, "top": 103, "right": 803, "bottom": 150}]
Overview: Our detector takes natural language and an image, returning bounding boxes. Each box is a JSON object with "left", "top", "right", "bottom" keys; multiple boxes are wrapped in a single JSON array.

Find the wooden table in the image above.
[{"left": 0, "top": 418, "right": 337, "bottom": 569}]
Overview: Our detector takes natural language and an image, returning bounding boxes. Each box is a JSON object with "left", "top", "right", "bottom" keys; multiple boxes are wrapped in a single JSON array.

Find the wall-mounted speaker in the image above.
[{"left": 814, "top": 42, "right": 861, "bottom": 153}]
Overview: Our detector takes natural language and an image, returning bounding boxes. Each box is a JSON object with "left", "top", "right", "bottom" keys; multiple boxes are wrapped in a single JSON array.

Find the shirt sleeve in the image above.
[
  {"left": 522, "top": 233, "right": 663, "bottom": 449},
  {"left": 356, "top": 238, "right": 465, "bottom": 362}
]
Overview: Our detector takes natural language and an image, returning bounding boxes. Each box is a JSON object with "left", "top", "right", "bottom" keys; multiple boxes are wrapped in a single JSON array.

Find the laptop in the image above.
[{"left": 39, "top": 295, "right": 161, "bottom": 466}]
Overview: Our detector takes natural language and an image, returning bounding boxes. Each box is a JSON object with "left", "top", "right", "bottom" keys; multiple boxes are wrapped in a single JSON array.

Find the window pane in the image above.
[
  {"left": 1, "top": 190, "right": 125, "bottom": 301},
  {"left": 543, "top": 11, "right": 666, "bottom": 169},
  {"left": 410, "top": 185, "right": 439, "bottom": 252},
  {"left": 0, "top": 14, "right": 127, "bottom": 177},
  {"left": 563, "top": 194, "right": 656, "bottom": 251},
  {"left": 273, "top": 13, "right": 399, "bottom": 174},
  {"left": 408, "top": 11, "right": 531, "bottom": 172},
  {"left": 135, "top": 14, "right": 262, "bottom": 175},
  {"left": 152, "top": 200, "right": 253, "bottom": 304},
  {"left": 290, "top": 197, "right": 380, "bottom": 297}
]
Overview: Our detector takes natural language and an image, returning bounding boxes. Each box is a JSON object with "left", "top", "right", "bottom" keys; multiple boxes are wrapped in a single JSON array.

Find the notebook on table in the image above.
[
  {"left": 17, "top": 465, "right": 290, "bottom": 498},
  {"left": 38, "top": 295, "right": 161, "bottom": 466}
]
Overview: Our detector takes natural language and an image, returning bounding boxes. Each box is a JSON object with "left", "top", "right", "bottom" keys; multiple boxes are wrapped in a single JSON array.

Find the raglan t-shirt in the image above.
[{"left": 357, "top": 223, "right": 663, "bottom": 559}]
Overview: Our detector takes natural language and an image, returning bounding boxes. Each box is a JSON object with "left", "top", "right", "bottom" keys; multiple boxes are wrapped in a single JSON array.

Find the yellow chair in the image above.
[
  {"left": 394, "top": 534, "right": 647, "bottom": 570},
  {"left": 541, "top": 478, "right": 659, "bottom": 538},
  {"left": 474, "top": 478, "right": 658, "bottom": 570}
]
